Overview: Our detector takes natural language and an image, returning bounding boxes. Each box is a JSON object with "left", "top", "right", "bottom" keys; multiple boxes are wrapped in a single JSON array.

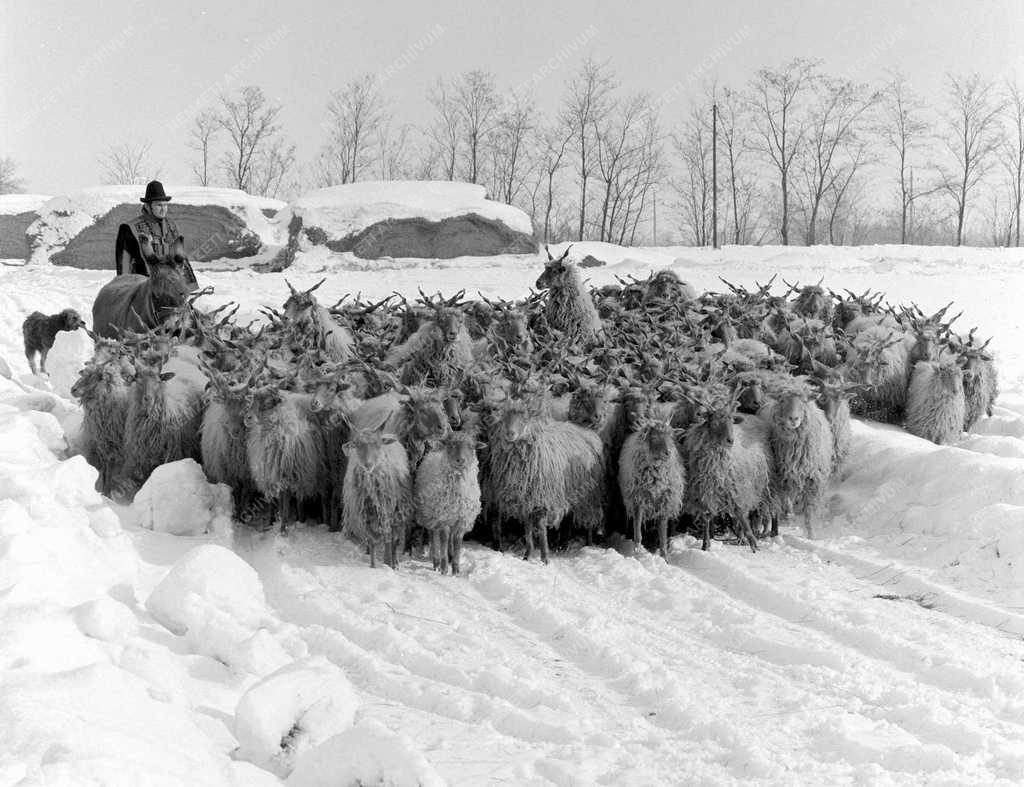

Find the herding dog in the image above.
[{"left": 22, "top": 308, "right": 88, "bottom": 374}]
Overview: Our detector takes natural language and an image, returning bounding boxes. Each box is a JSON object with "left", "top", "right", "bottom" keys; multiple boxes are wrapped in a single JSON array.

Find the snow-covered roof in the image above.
[
  {"left": 284, "top": 180, "right": 534, "bottom": 239},
  {"left": 0, "top": 194, "right": 52, "bottom": 215}
]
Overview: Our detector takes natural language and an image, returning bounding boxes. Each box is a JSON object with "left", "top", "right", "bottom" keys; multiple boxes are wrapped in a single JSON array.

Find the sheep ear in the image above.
[
  {"left": 474, "top": 440, "right": 487, "bottom": 451},
  {"left": 732, "top": 415, "right": 743, "bottom": 424},
  {"left": 341, "top": 443, "right": 353, "bottom": 456},
  {"left": 381, "top": 434, "right": 398, "bottom": 445},
  {"left": 160, "top": 371, "right": 176, "bottom": 382}
]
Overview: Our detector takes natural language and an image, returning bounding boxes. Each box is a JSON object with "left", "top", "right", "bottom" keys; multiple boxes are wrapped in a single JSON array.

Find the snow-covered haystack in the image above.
[
  {"left": 234, "top": 656, "right": 359, "bottom": 776},
  {"left": 276, "top": 181, "right": 537, "bottom": 266},
  {"left": 27, "top": 186, "right": 283, "bottom": 267},
  {"left": 133, "top": 459, "right": 233, "bottom": 537},
  {"left": 0, "top": 194, "right": 51, "bottom": 261}
]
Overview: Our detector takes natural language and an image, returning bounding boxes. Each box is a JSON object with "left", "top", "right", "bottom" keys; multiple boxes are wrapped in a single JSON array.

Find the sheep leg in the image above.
[
  {"left": 658, "top": 519, "right": 669, "bottom": 559},
  {"left": 429, "top": 529, "right": 441, "bottom": 571},
  {"left": 700, "top": 514, "right": 711, "bottom": 552},
  {"left": 278, "top": 492, "right": 289, "bottom": 534},
  {"left": 451, "top": 531, "right": 462, "bottom": 576},
  {"left": 438, "top": 525, "right": 451, "bottom": 574},
  {"left": 803, "top": 510, "right": 815, "bottom": 540},
  {"left": 489, "top": 508, "right": 503, "bottom": 552},
  {"left": 524, "top": 521, "right": 534, "bottom": 562},
  {"left": 769, "top": 512, "right": 779, "bottom": 538},
  {"left": 368, "top": 538, "right": 377, "bottom": 569},
  {"left": 739, "top": 512, "right": 758, "bottom": 553},
  {"left": 538, "top": 521, "right": 551, "bottom": 565},
  {"left": 39, "top": 348, "right": 50, "bottom": 374},
  {"left": 26, "top": 351, "right": 38, "bottom": 375}
]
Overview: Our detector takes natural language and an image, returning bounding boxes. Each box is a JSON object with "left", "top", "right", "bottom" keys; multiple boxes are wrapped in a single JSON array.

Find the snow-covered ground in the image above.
[{"left": 2, "top": 241, "right": 1024, "bottom": 785}]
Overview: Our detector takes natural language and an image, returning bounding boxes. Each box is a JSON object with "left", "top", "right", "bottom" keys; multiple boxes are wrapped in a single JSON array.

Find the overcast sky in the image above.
[{"left": 3, "top": 0, "right": 1023, "bottom": 194}]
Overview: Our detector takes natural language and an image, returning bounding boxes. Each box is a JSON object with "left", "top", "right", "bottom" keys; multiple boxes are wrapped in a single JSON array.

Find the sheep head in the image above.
[
  {"left": 282, "top": 278, "right": 326, "bottom": 322},
  {"left": 536, "top": 245, "right": 574, "bottom": 291},
  {"left": 343, "top": 429, "right": 399, "bottom": 469}
]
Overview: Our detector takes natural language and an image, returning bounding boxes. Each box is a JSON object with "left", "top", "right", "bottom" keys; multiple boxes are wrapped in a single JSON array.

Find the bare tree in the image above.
[
  {"left": 562, "top": 57, "right": 616, "bottom": 240},
  {"left": 376, "top": 120, "right": 414, "bottom": 180},
  {"left": 715, "top": 86, "right": 763, "bottom": 245},
  {"left": 823, "top": 140, "right": 871, "bottom": 244},
  {"left": 319, "top": 75, "right": 388, "bottom": 185},
  {"left": 876, "top": 71, "right": 938, "bottom": 244},
  {"left": 217, "top": 86, "right": 286, "bottom": 193},
  {"left": 428, "top": 77, "right": 461, "bottom": 180},
  {"left": 1002, "top": 80, "right": 1024, "bottom": 246},
  {"left": 0, "top": 157, "right": 25, "bottom": 194},
  {"left": 748, "top": 58, "right": 819, "bottom": 244},
  {"left": 490, "top": 91, "right": 535, "bottom": 204},
  {"left": 531, "top": 123, "right": 575, "bottom": 242},
  {"left": 188, "top": 110, "right": 220, "bottom": 187},
  {"left": 674, "top": 105, "right": 714, "bottom": 245},
  {"left": 99, "top": 141, "right": 157, "bottom": 185},
  {"left": 249, "top": 137, "right": 296, "bottom": 199},
  {"left": 937, "top": 73, "right": 1005, "bottom": 246},
  {"left": 453, "top": 70, "right": 499, "bottom": 184},
  {"left": 795, "top": 76, "right": 877, "bottom": 244}
]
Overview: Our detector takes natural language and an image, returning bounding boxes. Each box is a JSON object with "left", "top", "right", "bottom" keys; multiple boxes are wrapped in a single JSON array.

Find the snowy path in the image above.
[{"left": 236, "top": 525, "right": 1024, "bottom": 785}]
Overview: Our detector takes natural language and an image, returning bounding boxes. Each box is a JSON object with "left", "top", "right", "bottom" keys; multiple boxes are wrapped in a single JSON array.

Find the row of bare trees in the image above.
[
  {"left": 675, "top": 60, "right": 1024, "bottom": 247},
  {"left": 7, "top": 56, "right": 1024, "bottom": 247}
]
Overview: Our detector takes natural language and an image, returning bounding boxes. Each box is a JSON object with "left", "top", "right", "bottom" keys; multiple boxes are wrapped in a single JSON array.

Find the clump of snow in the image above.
[
  {"left": 133, "top": 459, "right": 233, "bottom": 537},
  {"left": 287, "top": 720, "right": 445, "bottom": 787},
  {"left": 234, "top": 656, "right": 359, "bottom": 776},
  {"left": 284, "top": 180, "right": 534, "bottom": 240},
  {"left": 72, "top": 596, "right": 136, "bottom": 642},
  {"left": 145, "top": 544, "right": 282, "bottom": 672},
  {"left": 28, "top": 185, "right": 282, "bottom": 264},
  {"left": 0, "top": 194, "right": 52, "bottom": 215}
]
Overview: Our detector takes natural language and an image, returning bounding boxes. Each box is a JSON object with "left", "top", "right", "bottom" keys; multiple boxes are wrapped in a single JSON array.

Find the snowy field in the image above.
[{"left": 3, "top": 240, "right": 1024, "bottom": 785}]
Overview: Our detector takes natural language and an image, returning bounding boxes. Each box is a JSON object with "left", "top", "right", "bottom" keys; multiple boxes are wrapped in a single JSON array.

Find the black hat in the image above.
[{"left": 140, "top": 180, "right": 171, "bottom": 203}]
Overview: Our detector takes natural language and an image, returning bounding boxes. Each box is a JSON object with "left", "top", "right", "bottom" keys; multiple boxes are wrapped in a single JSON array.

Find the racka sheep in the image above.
[
  {"left": 618, "top": 416, "right": 687, "bottom": 558},
  {"left": 200, "top": 368, "right": 257, "bottom": 515},
  {"left": 384, "top": 292, "right": 475, "bottom": 387},
  {"left": 245, "top": 387, "right": 329, "bottom": 527},
  {"left": 535, "top": 246, "right": 603, "bottom": 345},
  {"left": 764, "top": 388, "right": 834, "bottom": 539},
  {"left": 282, "top": 278, "right": 355, "bottom": 362},
  {"left": 414, "top": 429, "right": 482, "bottom": 574},
  {"left": 486, "top": 392, "right": 605, "bottom": 563},
  {"left": 342, "top": 429, "right": 415, "bottom": 569},
  {"left": 683, "top": 395, "right": 774, "bottom": 552},
  {"left": 904, "top": 358, "right": 966, "bottom": 445},
  {"left": 22, "top": 308, "right": 88, "bottom": 375}
]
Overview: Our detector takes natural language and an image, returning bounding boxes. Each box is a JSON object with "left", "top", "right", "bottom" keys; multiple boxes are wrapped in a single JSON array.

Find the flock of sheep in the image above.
[{"left": 69, "top": 245, "right": 999, "bottom": 571}]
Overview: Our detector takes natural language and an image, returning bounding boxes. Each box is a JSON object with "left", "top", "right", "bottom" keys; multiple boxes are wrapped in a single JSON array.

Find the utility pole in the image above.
[
  {"left": 712, "top": 101, "right": 719, "bottom": 249},
  {"left": 652, "top": 186, "right": 658, "bottom": 245}
]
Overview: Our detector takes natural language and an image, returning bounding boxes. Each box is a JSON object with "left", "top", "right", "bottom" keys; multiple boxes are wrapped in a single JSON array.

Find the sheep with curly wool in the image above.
[
  {"left": 282, "top": 278, "right": 355, "bottom": 362},
  {"left": 683, "top": 399, "right": 774, "bottom": 552},
  {"left": 535, "top": 247, "right": 602, "bottom": 345},
  {"left": 245, "top": 387, "right": 329, "bottom": 527},
  {"left": 846, "top": 324, "right": 912, "bottom": 423},
  {"left": 121, "top": 351, "right": 206, "bottom": 491},
  {"left": 812, "top": 377, "right": 855, "bottom": 476},
  {"left": 384, "top": 303, "right": 475, "bottom": 388},
  {"left": 201, "top": 370, "right": 256, "bottom": 515},
  {"left": 486, "top": 393, "right": 605, "bottom": 563},
  {"left": 763, "top": 389, "right": 834, "bottom": 540},
  {"left": 618, "top": 417, "right": 686, "bottom": 558},
  {"left": 342, "top": 429, "right": 414, "bottom": 569},
  {"left": 414, "top": 430, "right": 482, "bottom": 575},
  {"left": 960, "top": 349, "right": 998, "bottom": 431},
  {"left": 72, "top": 347, "right": 135, "bottom": 497},
  {"left": 904, "top": 359, "right": 966, "bottom": 445}
]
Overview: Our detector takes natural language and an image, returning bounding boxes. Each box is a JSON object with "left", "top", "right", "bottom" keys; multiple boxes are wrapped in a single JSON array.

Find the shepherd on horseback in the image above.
[{"left": 115, "top": 180, "right": 197, "bottom": 285}]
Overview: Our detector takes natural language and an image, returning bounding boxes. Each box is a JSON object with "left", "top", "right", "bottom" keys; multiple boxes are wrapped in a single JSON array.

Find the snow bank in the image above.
[
  {"left": 234, "top": 656, "right": 359, "bottom": 776},
  {"left": 145, "top": 544, "right": 290, "bottom": 673},
  {"left": 134, "top": 459, "right": 233, "bottom": 537},
  {"left": 0, "top": 194, "right": 52, "bottom": 216},
  {"left": 27, "top": 185, "right": 282, "bottom": 266},
  {"left": 287, "top": 721, "right": 445, "bottom": 787}
]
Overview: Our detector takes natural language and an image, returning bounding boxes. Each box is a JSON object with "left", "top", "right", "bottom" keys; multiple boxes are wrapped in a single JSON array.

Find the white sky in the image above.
[{"left": 3, "top": 0, "right": 1023, "bottom": 194}]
